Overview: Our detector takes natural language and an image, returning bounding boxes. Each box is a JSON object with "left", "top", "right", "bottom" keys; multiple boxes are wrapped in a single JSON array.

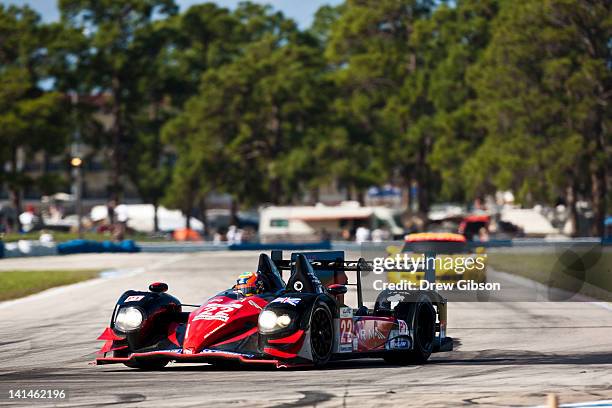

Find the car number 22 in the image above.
[{"left": 193, "top": 303, "right": 243, "bottom": 322}]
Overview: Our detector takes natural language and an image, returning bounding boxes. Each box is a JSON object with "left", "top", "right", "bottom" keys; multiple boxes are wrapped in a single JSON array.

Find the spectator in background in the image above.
[
  {"left": 106, "top": 199, "right": 117, "bottom": 226},
  {"left": 355, "top": 225, "right": 370, "bottom": 243},
  {"left": 477, "top": 227, "right": 490, "bottom": 242},
  {"left": 371, "top": 228, "right": 384, "bottom": 242},
  {"left": 213, "top": 231, "right": 223, "bottom": 244},
  {"left": 113, "top": 203, "right": 129, "bottom": 241},
  {"left": 227, "top": 225, "right": 243, "bottom": 245},
  {"left": 234, "top": 228, "right": 243, "bottom": 245},
  {"left": 19, "top": 204, "right": 39, "bottom": 232},
  {"left": 341, "top": 228, "right": 351, "bottom": 241},
  {"left": 320, "top": 228, "right": 331, "bottom": 242}
]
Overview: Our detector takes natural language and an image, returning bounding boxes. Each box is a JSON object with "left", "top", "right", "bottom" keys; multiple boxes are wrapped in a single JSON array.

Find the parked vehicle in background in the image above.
[
  {"left": 459, "top": 215, "right": 491, "bottom": 241},
  {"left": 90, "top": 204, "right": 203, "bottom": 233},
  {"left": 259, "top": 202, "right": 405, "bottom": 243},
  {"left": 205, "top": 209, "right": 259, "bottom": 236}
]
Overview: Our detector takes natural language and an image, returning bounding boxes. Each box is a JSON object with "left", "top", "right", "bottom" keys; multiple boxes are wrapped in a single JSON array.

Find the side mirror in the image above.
[
  {"left": 327, "top": 284, "right": 347, "bottom": 296},
  {"left": 386, "top": 245, "right": 400, "bottom": 256}
]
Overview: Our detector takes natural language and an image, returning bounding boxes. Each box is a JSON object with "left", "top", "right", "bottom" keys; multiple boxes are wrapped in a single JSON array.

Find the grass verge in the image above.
[
  {"left": 0, "top": 269, "right": 101, "bottom": 301},
  {"left": 1, "top": 231, "right": 168, "bottom": 243},
  {"left": 487, "top": 250, "right": 612, "bottom": 300}
]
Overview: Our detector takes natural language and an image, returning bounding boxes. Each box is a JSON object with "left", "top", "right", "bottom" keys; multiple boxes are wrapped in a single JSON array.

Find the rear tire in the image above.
[
  {"left": 384, "top": 295, "right": 435, "bottom": 365},
  {"left": 309, "top": 302, "right": 333, "bottom": 367}
]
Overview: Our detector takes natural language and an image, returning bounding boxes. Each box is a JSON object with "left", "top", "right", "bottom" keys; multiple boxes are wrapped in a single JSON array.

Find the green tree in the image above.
[
  {"left": 0, "top": 5, "right": 69, "bottom": 219},
  {"left": 59, "top": 0, "right": 178, "bottom": 201},
  {"left": 468, "top": 0, "right": 611, "bottom": 235},
  {"left": 326, "top": 0, "right": 434, "bottom": 208},
  {"left": 163, "top": 7, "right": 331, "bottom": 218},
  {"left": 414, "top": 0, "right": 500, "bottom": 202},
  {"left": 163, "top": 3, "right": 243, "bottom": 108}
]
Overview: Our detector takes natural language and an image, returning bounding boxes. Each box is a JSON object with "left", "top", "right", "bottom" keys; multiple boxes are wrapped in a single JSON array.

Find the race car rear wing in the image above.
[
  {"left": 271, "top": 250, "right": 372, "bottom": 308},
  {"left": 271, "top": 250, "right": 434, "bottom": 308}
]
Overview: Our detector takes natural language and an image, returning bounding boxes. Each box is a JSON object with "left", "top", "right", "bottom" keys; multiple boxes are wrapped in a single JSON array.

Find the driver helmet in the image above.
[{"left": 234, "top": 271, "right": 264, "bottom": 296}]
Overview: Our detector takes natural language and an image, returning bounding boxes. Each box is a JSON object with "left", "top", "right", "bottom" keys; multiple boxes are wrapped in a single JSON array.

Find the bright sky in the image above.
[{"left": 1, "top": 0, "right": 342, "bottom": 28}]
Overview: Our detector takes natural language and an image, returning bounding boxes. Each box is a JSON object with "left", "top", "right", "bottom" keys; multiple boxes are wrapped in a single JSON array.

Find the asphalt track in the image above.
[{"left": 0, "top": 251, "right": 611, "bottom": 407}]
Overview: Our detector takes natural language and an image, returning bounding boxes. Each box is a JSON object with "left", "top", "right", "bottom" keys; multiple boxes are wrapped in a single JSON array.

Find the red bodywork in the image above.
[
  {"left": 182, "top": 295, "right": 267, "bottom": 354},
  {"left": 95, "top": 294, "right": 308, "bottom": 367}
]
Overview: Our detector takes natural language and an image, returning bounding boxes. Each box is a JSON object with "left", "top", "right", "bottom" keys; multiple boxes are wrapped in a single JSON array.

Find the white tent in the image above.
[
  {"left": 90, "top": 204, "right": 203, "bottom": 232},
  {"left": 500, "top": 208, "right": 558, "bottom": 236}
]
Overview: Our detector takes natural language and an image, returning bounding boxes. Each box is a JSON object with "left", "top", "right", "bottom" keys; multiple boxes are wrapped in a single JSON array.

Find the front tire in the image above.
[
  {"left": 384, "top": 295, "right": 435, "bottom": 365},
  {"left": 309, "top": 302, "right": 333, "bottom": 367}
]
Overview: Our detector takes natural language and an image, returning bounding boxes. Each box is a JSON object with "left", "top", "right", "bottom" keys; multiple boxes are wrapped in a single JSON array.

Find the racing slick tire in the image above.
[
  {"left": 113, "top": 350, "right": 169, "bottom": 370},
  {"left": 384, "top": 295, "right": 436, "bottom": 365},
  {"left": 309, "top": 301, "right": 333, "bottom": 367}
]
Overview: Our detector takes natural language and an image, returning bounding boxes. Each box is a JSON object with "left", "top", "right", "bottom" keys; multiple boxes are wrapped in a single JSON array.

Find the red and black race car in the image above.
[{"left": 95, "top": 251, "right": 453, "bottom": 369}]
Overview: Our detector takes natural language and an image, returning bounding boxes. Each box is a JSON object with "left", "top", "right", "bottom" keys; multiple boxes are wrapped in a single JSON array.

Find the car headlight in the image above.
[
  {"left": 114, "top": 307, "right": 144, "bottom": 332},
  {"left": 258, "top": 310, "right": 292, "bottom": 333}
]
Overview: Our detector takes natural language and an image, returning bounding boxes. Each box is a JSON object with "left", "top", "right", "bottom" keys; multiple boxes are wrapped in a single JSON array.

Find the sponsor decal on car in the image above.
[
  {"left": 387, "top": 294, "right": 405, "bottom": 302},
  {"left": 124, "top": 295, "right": 144, "bottom": 302},
  {"left": 398, "top": 319, "right": 409, "bottom": 335},
  {"left": 339, "top": 307, "right": 353, "bottom": 318},
  {"left": 355, "top": 319, "right": 394, "bottom": 351},
  {"left": 192, "top": 303, "right": 243, "bottom": 322},
  {"left": 338, "top": 307, "right": 354, "bottom": 353},
  {"left": 386, "top": 337, "right": 411, "bottom": 350},
  {"left": 271, "top": 297, "right": 301, "bottom": 306},
  {"left": 157, "top": 348, "right": 183, "bottom": 354},
  {"left": 200, "top": 349, "right": 254, "bottom": 358},
  {"left": 358, "top": 326, "right": 386, "bottom": 341},
  {"left": 339, "top": 344, "right": 353, "bottom": 353},
  {"left": 248, "top": 300, "right": 263, "bottom": 310}
]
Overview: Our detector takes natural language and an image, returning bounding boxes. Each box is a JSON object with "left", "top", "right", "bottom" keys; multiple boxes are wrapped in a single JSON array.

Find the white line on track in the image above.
[
  {"left": 531, "top": 399, "right": 612, "bottom": 407},
  {"left": 0, "top": 253, "right": 189, "bottom": 310}
]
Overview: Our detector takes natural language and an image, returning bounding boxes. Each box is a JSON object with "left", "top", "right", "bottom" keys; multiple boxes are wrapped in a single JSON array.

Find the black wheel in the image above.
[
  {"left": 309, "top": 302, "right": 333, "bottom": 367},
  {"left": 113, "top": 350, "right": 169, "bottom": 370},
  {"left": 384, "top": 295, "right": 435, "bottom": 365}
]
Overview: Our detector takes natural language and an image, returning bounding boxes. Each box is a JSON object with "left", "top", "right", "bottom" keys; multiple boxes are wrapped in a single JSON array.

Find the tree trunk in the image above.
[
  {"left": 566, "top": 183, "right": 578, "bottom": 237},
  {"left": 588, "top": 97, "right": 608, "bottom": 237},
  {"left": 185, "top": 205, "right": 191, "bottom": 230},
  {"left": 9, "top": 147, "right": 21, "bottom": 230},
  {"left": 198, "top": 196, "right": 208, "bottom": 237},
  {"left": 230, "top": 198, "right": 239, "bottom": 226},
  {"left": 310, "top": 186, "right": 320, "bottom": 204},
  {"left": 271, "top": 178, "right": 282, "bottom": 205},
  {"left": 153, "top": 201, "right": 159, "bottom": 232},
  {"left": 110, "top": 78, "right": 124, "bottom": 202},
  {"left": 417, "top": 136, "right": 431, "bottom": 215},
  {"left": 357, "top": 189, "right": 365, "bottom": 206},
  {"left": 590, "top": 165, "right": 606, "bottom": 237},
  {"left": 417, "top": 179, "right": 429, "bottom": 214}
]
